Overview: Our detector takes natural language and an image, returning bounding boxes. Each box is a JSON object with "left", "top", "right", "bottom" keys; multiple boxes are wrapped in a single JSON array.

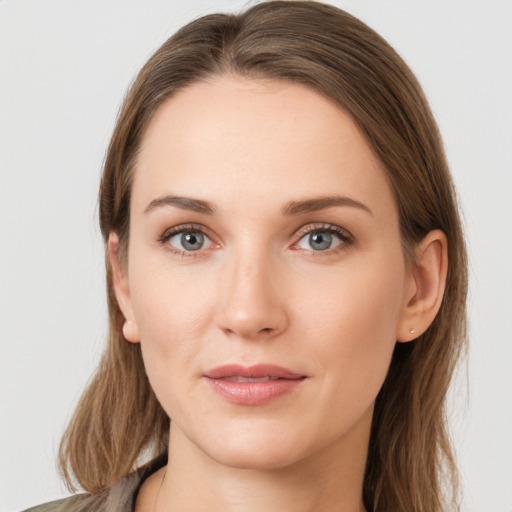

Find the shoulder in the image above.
[
  {"left": 21, "top": 452, "right": 167, "bottom": 512},
  {"left": 21, "top": 487, "right": 124, "bottom": 512},
  {"left": 20, "top": 493, "right": 104, "bottom": 512},
  {"left": 19, "top": 472, "right": 134, "bottom": 512},
  {"left": 20, "top": 485, "right": 125, "bottom": 512}
]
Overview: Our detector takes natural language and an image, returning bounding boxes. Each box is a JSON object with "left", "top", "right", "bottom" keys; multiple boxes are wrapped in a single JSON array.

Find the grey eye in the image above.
[
  {"left": 169, "top": 231, "right": 211, "bottom": 251},
  {"left": 181, "top": 232, "right": 204, "bottom": 251},
  {"left": 308, "top": 231, "right": 332, "bottom": 251},
  {"left": 297, "top": 229, "right": 344, "bottom": 252}
]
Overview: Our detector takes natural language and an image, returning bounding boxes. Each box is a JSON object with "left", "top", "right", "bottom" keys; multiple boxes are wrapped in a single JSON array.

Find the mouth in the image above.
[
  {"left": 219, "top": 376, "right": 282, "bottom": 382},
  {"left": 203, "top": 363, "right": 304, "bottom": 380},
  {"left": 203, "top": 364, "right": 307, "bottom": 406}
]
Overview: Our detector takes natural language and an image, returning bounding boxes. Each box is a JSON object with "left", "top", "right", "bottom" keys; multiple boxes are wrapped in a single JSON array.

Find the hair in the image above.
[{"left": 58, "top": 2, "right": 468, "bottom": 511}]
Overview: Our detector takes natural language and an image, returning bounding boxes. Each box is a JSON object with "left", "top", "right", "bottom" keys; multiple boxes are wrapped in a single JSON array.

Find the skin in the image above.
[{"left": 110, "top": 76, "right": 447, "bottom": 512}]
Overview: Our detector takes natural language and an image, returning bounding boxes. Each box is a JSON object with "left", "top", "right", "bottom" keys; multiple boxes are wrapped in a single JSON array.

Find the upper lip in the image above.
[{"left": 203, "top": 364, "right": 305, "bottom": 380}]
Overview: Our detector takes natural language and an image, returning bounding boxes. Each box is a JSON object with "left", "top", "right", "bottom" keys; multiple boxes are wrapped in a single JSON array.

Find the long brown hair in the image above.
[{"left": 59, "top": 2, "right": 468, "bottom": 511}]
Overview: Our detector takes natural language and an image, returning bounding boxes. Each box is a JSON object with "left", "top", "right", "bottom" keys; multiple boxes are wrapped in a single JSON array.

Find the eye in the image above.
[
  {"left": 159, "top": 224, "right": 214, "bottom": 256},
  {"left": 170, "top": 231, "right": 211, "bottom": 251},
  {"left": 295, "top": 225, "right": 352, "bottom": 252}
]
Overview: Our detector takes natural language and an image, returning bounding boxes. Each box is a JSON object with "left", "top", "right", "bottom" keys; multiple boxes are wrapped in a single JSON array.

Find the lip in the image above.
[{"left": 203, "top": 364, "right": 306, "bottom": 406}]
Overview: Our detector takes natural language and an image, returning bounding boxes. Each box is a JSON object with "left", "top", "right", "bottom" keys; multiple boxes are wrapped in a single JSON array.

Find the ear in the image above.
[
  {"left": 396, "top": 229, "right": 448, "bottom": 342},
  {"left": 108, "top": 232, "right": 140, "bottom": 343}
]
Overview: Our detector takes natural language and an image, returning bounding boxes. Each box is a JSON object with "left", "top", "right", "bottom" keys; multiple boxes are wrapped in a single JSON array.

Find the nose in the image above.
[{"left": 215, "top": 247, "right": 289, "bottom": 341}]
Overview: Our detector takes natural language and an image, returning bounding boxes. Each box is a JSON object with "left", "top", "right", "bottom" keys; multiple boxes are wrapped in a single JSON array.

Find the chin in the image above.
[
  {"left": 210, "top": 443, "right": 303, "bottom": 471},
  {"left": 199, "top": 422, "right": 324, "bottom": 472}
]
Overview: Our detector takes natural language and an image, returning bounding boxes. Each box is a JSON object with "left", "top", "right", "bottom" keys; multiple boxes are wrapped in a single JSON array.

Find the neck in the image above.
[{"left": 158, "top": 417, "right": 370, "bottom": 512}]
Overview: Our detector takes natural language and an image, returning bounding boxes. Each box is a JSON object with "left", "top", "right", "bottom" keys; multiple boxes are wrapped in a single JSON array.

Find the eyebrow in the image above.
[
  {"left": 143, "top": 194, "right": 372, "bottom": 217},
  {"left": 282, "top": 195, "right": 373, "bottom": 216},
  {"left": 144, "top": 195, "right": 216, "bottom": 215}
]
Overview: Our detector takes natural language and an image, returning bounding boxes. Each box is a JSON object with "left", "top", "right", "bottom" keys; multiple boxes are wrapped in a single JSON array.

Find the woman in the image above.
[{"left": 24, "top": 1, "right": 467, "bottom": 511}]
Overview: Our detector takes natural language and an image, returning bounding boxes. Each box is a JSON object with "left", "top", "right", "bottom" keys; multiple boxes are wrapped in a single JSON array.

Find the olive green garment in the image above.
[{"left": 21, "top": 453, "right": 167, "bottom": 512}]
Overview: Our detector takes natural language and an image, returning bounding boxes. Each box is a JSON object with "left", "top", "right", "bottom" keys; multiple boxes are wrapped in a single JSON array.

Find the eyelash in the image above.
[
  {"left": 157, "top": 222, "right": 354, "bottom": 258},
  {"left": 293, "top": 223, "right": 354, "bottom": 255},
  {"left": 157, "top": 223, "right": 214, "bottom": 258}
]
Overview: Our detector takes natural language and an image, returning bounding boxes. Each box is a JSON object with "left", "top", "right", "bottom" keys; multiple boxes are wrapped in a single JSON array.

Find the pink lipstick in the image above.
[{"left": 203, "top": 364, "right": 306, "bottom": 406}]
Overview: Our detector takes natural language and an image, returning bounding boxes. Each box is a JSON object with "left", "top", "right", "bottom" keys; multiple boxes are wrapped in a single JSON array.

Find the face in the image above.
[{"left": 114, "top": 76, "right": 415, "bottom": 471}]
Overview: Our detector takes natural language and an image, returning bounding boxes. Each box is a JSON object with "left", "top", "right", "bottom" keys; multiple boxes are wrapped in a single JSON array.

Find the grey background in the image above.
[{"left": 1, "top": 1, "right": 511, "bottom": 510}]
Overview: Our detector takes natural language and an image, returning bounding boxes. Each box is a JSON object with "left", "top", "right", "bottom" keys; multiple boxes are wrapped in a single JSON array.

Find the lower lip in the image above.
[{"left": 204, "top": 377, "right": 305, "bottom": 406}]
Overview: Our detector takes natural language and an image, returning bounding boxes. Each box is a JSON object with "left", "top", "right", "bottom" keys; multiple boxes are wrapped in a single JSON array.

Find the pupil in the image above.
[
  {"left": 310, "top": 231, "right": 332, "bottom": 250},
  {"left": 181, "top": 232, "right": 203, "bottom": 251}
]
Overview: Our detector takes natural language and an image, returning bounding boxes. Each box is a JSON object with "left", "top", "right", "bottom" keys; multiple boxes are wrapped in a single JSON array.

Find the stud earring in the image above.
[{"left": 409, "top": 328, "right": 416, "bottom": 335}]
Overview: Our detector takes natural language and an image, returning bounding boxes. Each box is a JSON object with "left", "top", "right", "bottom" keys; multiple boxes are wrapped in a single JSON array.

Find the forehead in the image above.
[{"left": 133, "top": 76, "right": 396, "bottom": 220}]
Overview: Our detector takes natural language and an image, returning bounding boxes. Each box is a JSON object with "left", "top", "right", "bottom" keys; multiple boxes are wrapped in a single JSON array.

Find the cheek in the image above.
[
  {"left": 299, "top": 255, "right": 405, "bottom": 390},
  {"left": 129, "top": 245, "right": 214, "bottom": 335},
  {"left": 127, "top": 257, "right": 216, "bottom": 402}
]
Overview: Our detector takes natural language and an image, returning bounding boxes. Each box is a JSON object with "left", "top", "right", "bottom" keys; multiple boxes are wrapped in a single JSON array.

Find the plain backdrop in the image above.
[{"left": 1, "top": 1, "right": 511, "bottom": 511}]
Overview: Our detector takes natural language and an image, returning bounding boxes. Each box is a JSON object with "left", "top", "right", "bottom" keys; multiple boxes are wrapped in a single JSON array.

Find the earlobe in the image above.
[
  {"left": 396, "top": 230, "right": 448, "bottom": 343},
  {"left": 122, "top": 320, "right": 140, "bottom": 343},
  {"left": 108, "top": 232, "right": 141, "bottom": 343}
]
